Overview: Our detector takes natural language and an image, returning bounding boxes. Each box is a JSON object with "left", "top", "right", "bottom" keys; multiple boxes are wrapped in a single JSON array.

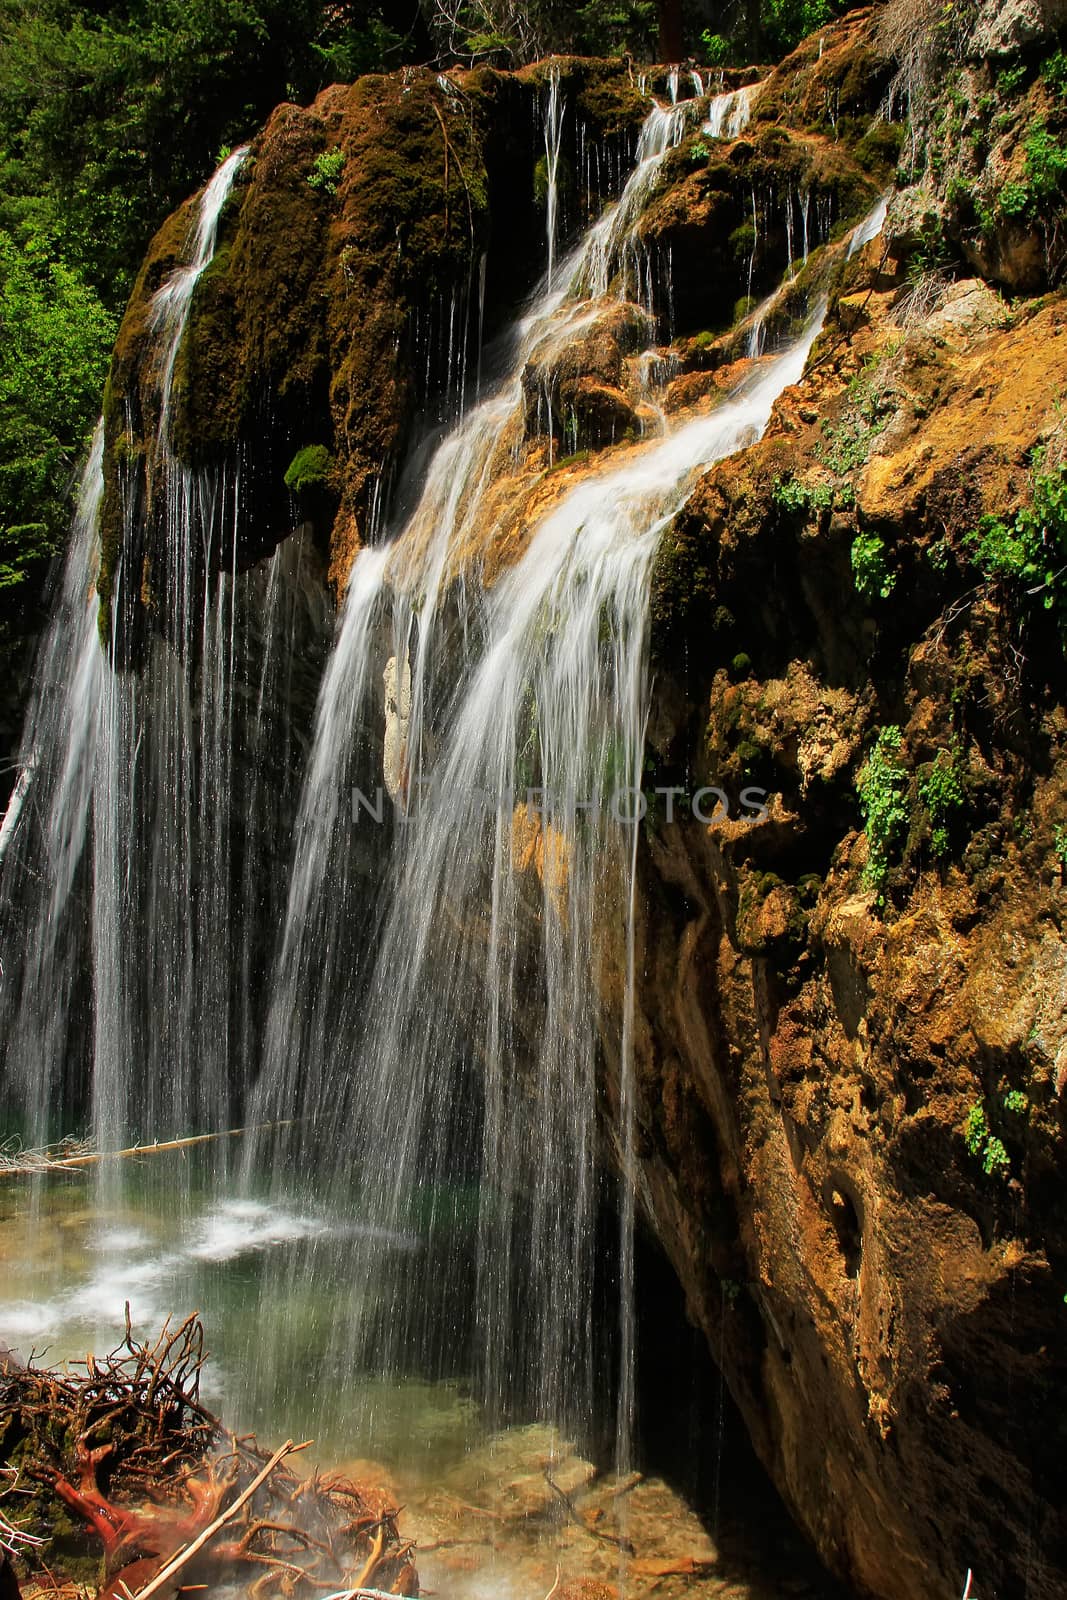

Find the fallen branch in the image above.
[
  {"left": 0, "top": 1123, "right": 296, "bottom": 1179},
  {"left": 120, "top": 1439, "right": 308, "bottom": 1600}
]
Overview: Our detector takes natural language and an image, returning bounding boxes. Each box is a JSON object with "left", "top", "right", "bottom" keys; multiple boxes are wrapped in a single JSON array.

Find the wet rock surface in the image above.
[{"left": 595, "top": 213, "right": 1067, "bottom": 1599}]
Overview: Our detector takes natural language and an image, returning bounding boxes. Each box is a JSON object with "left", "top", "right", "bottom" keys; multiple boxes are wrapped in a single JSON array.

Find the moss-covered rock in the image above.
[{"left": 99, "top": 56, "right": 654, "bottom": 644}]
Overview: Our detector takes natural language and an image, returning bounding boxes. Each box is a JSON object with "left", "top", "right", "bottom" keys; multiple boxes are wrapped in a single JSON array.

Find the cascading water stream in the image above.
[
  {"left": 703, "top": 82, "right": 756, "bottom": 140},
  {"left": 90, "top": 144, "right": 259, "bottom": 1163},
  {"left": 151, "top": 148, "right": 249, "bottom": 442},
  {"left": 0, "top": 63, "right": 889, "bottom": 1565},
  {"left": 243, "top": 85, "right": 837, "bottom": 1475},
  {"left": 0, "top": 428, "right": 104, "bottom": 1148},
  {"left": 543, "top": 65, "right": 563, "bottom": 287},
  {"left": 0, "top": 142, "right": 327, "bottom": 1293}
]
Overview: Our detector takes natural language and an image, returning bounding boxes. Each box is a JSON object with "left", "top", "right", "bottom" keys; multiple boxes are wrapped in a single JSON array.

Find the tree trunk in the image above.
[
  {"left": 745, "top": 0, "right": 762, "bottom": 61},
  {"left": 658, "top": 0, "right": 684, "bottom": 62}
]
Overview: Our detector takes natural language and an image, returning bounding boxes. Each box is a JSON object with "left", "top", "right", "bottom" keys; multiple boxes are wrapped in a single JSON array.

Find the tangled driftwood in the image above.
[{"left": 0, "top": 1312, "right": 418, "bottom": 1600}]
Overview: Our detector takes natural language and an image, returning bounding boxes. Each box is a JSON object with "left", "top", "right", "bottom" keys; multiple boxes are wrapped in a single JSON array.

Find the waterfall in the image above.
[
  {"left": 0, "top": 144, "right": 325, "bottom": 1189},
  {"left": 848, "top": 192, "right": 890, "bottom": 258},
  {"left": 0, "top": 75, "right": 887, "bottom": 1510},
  {"left": 151, "top": 147, "right": 249, "bottom": 440},
  {"left": 243, "top": 91, "right": 833, "bottom": 1467}
]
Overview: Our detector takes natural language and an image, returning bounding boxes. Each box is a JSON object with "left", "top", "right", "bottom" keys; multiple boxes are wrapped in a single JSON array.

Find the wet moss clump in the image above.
[{"left": 285, "top": 444, "right": 333, "bottom": 492}]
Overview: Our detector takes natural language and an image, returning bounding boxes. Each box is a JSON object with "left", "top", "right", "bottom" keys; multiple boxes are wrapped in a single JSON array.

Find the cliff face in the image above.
[
  {"left": 599, "top": 33, "right": 1067, "bottom": 1598},
  {"left": 605, "top": 263, "right": 1067, "bottom": 1600},
  {"left": 96, "top": 6, "right": 1067, "bottom": 1598}
]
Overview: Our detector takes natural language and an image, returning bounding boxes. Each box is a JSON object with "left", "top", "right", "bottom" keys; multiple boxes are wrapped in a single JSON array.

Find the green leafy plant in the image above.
[
  {"left": 997, "top": 179, "right": 1030, "bottom": 219},
  {"left": 1055, "top": 824, "right": 1067, "bottom": 869},
  {"left": 983, "top": 1135, "right": 1010, "bottom": 1178},
  {"left": 966, "top": 452, "right": 1067, "bottom": 626},
  {"left": 1043, "top": 50, "right": 1067, "bottom": 97},
  {"left": 283, "top": 444, "right": 333, "bottom": 492},
  {"left": 964, "top": 1099, "right": 1014, "bottom": 1179},
  {"left": 851, "top": 530, "right": 895, "bottom": 600},
  {"left": 1023, "top": 120, "right": 1067, "bottom": 202},
  {"left": 818, "top": 357, "right": 892, "bottom": 475},
  {"left": 857, "top": 725, "right": 909, "bottom": 894},
  {"left": 996, "top": 62, "right": 1028, "bottom": 97},
  {"left": 463, "top": 29, "right": 515, "bottom": 60},
  {"left": 772, "top": 475, "right": 834, "bottom": 514},
  {"left": 964, "top": 1101, "right": 988, "bottom": 1155},
  {"left": 700, "top": 30, "right": 730, "bottom": 65},
  {"left": 307, "top": 148, "right": 345, "bottom": 195},
  {"left": 994, "top": 122, "right": 1067, "bottom": 219},
  {"left": 687, "top": 140, "right": 711, "bottom": 166},
  {"left": 1003, "top": 1090, "right": 1029, "bottom": 1115},
  {"left": 925, "top": 536, "right": 950, "bottom": 573},
  {"left": 917, "top": 745, "right": 966, "bottom": 857}
]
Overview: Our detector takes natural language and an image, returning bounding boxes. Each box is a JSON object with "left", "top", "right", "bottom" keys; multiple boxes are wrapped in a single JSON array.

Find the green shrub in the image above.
[
  {"left": 0, "top": 232, "right": 115, "bottom": 624},
  {"left": 966, "top": 452, "right": 1067, "bottom": 626},
  {"left": 994, "top": 122, "right": 1067, "bottom": 219},
  {"left": 858, "top": 725, "right": 909, "bottom": 893},
  {"left": 1043, "top": 50, "right": 1067, "bottom": 97},
  {"left": 1003, "top": 1089, "right": 1029, "bottom": 1115},
  {"left": 997, "top": 179, "right": 1030, "bottom": 218},
  {"left": 284, "top": 444, "right": 333, "bottom": 492},
  {"left": 851, "top": 530, "right": 895, "bottom": 599},
  {"left": 700, "top": 29, "right": 731, "bottom": 65},
  {"left": 1055, "top": 824, "right": 1067, "bottom": 868},
  {"left": 687, "top": 140, "right": 711, "bottom": 166},
  {"left": 307, "top": 149, "right": 345, "bottom": 195}
]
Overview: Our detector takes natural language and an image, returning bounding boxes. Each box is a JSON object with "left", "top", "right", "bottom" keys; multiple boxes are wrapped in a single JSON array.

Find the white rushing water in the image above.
[
  {"left": 703, "top": 82, "right": 757, "bottom": 140},
  {"left": 0, "top": 145, "right": 326, "bottom": 1180},
  {"left": 0, "top": 427, "right": 104, "bottom": 1143}
]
